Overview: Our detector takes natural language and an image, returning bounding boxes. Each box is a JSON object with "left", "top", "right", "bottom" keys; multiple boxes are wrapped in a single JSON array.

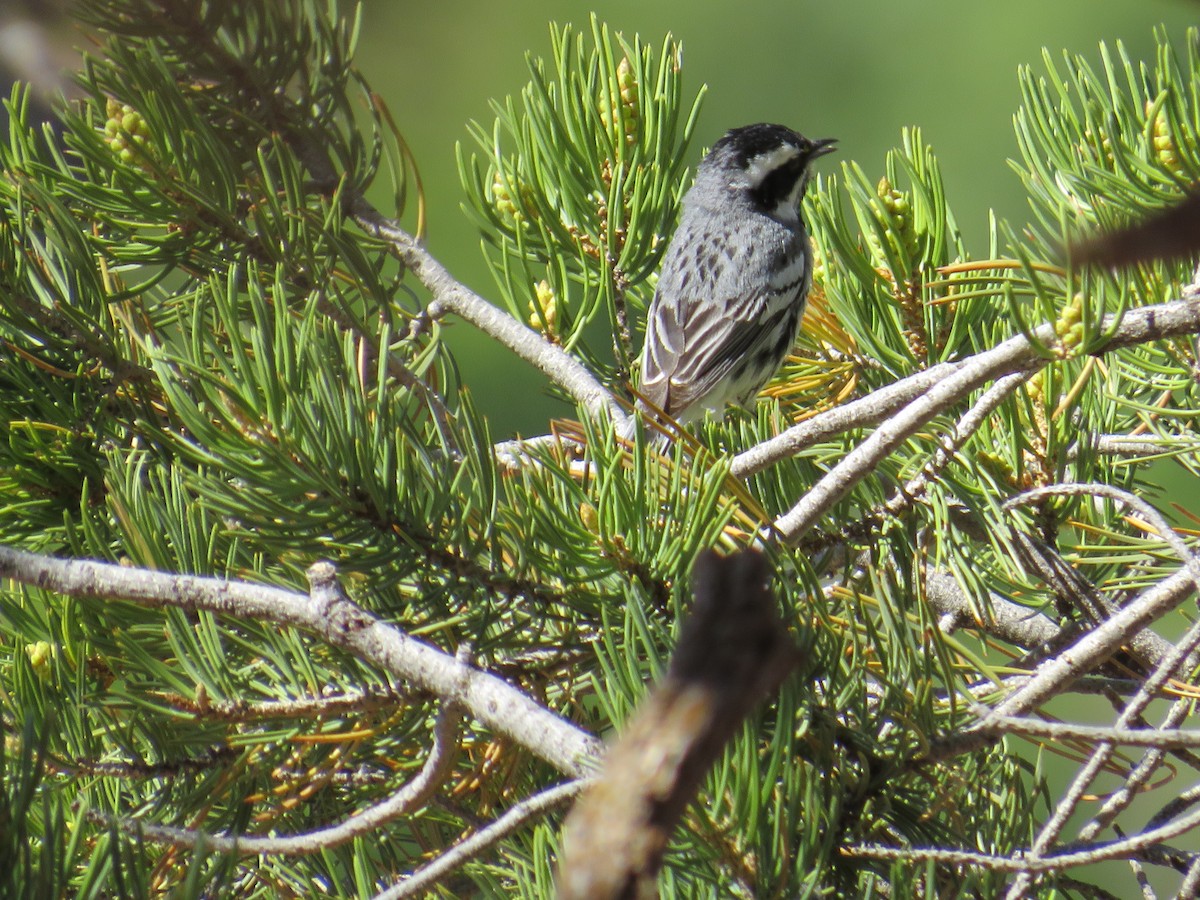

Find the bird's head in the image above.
[{"left": 697, "top": 123, "right": 836, "bottom": 221}]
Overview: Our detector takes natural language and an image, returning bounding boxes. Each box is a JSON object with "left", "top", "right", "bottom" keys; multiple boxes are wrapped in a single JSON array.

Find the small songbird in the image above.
[{"left": 636, "top": 123, "right": 836, "bottom": 428}]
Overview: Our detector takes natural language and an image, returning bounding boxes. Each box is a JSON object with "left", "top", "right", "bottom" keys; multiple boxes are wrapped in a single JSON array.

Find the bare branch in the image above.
[
  {"left": 1149, "top": 785, "right": 1200, "bottom": 831},
  {"left": 287, "top": 132, "right": 627, "bottom": 430},
  {"left": 998, "top": 484, "right": 1200, "bottom": 897},
  {"left": 846, "top": 798, "right": 1200, "bottom": 874},
  {"left": 0, "top": 548, "right": 602, "bottom": 777},
  {"left": 1178, "top": 858, "right": 1200, "bottom": 900},
  {"left": 925, "top": 569, "right": 1063, "bottom": 651},
  {"left": 493, "top": 433, "right": 588, "bottom": 474},
  {"left": 1077, "top": 694, "right": 1197, "bottom": 841},
  {"left": 730, "top": 361, "right": 961, "bottom": 479},
  {"left": 977, "top": 715, "right": 1200, "bottom": 750},
  {"left": 1071, "top": 434, "right": 1200, "bottom": 461},
  {"left": 924, "top": 566, "right": 1198, "bottom": 768},
  {"left": 1075, "top": 667, "right": 1200, "bottom": 846},
  {"left": 371, "top": 218, "right": 627, "bottom": 427}
]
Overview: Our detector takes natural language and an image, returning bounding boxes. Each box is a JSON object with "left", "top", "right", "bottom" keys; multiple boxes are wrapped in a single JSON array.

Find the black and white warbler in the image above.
[{"left": 636, "top": 123, "right": 835, "bottom": 430}]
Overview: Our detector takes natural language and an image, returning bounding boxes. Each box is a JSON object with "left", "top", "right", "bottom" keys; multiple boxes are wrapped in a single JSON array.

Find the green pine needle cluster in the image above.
[
  {"left": 458, "top": 18, "right": 704, "bottom": 378},
  {"left": 0, "top": 2, "right": 1198, "bottom": 897}
]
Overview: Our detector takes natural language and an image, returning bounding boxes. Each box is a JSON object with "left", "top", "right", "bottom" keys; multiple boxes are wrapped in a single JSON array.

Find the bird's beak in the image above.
[{"left": 810, "top": 138, "right": 837, "bottom": 158}]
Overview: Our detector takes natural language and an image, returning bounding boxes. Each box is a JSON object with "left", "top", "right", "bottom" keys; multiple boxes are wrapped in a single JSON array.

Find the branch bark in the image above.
[
  {"left": 555, "top": 549, "right": 800, "bottom": 899},
  {"left": 0, "top": 548, "right": 602, "bottom": 778},
  {"left": 769, "top": 295, "right": 1200, "bottom": 545}
]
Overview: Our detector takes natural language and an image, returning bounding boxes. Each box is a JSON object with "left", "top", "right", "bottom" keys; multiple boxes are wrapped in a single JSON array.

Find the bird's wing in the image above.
[
  {"left": 639, "top": 285, "right": 777, "bottom": 418},
  {"left": 638, "top": 211, "right": 808, "bottom": 419}
]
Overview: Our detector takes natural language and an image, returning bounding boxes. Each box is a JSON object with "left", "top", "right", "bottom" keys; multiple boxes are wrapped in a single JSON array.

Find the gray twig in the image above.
[
  {"left": 287, "top": 132, "right": 627, "bottom": 430},
  {"left": 998, "top": 484, "right": 1200, "bottom": 898},
  {"left": 87, "top": 681, "right": 465, "bottom": 856},
  {"left": 377, "top": 780, "right": 587, "bottom": 900}
]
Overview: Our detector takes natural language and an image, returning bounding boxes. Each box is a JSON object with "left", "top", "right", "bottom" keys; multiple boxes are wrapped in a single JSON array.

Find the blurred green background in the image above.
[{"left": 355, "top": 0, "right": 1200, "bottom": 437}]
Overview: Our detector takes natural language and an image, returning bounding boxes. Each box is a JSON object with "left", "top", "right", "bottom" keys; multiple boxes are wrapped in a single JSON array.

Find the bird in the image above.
[{"left": 635, "top": 123, "right": 836, "bottom": 431}]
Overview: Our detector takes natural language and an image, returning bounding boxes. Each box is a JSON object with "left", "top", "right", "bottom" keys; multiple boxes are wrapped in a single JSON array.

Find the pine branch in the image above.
[
  {"left": 769, "top": 294, "right": 1200, "bottom": 544},
  {"left": 285, "top": 131, "right": 629, "bottom": 430},
  {"left": 88, "top": 684, "right": 464, "bottom": 855},
  {"left": 379, "top": 780, "right": 587, "bottom": 900},
  {"left": 0, "top": 549, "right": 602, "bottom": 777}
]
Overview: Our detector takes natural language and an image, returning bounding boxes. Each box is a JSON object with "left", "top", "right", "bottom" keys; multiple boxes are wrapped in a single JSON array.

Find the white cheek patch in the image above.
[{"left": 743, "top": 145, "right": 800, "bottom": 188}]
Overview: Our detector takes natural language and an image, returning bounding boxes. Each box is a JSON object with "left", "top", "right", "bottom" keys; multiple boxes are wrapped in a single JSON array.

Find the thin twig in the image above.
[
  {"left": 985, "top": 568, "right": 1195, "bottom": 720},
  {"left": 376, "top": 780, "right": 587, "bottom": 900},
  {"left": 1069, "top": 434, "right": 1200, "bottom": 461},
  {"left": 493, "top": 433, "right": 587, "bottom": 474},
  {"left": 846, "top": 798, "right": 1200, "bottom": 873},
  {"left": 1003, "top": 484, "right": 1200, "bottom": 597},
  {"left": 1009, "top": 534, "right": 1178, "bottom": 667},
  {"left": 977, "top": 715, "right": 1200, "bottom": 750},
  {"left": 169, "top": 685, "right": 410, "bottom": 722},
  {"left": 999, "top": 484, "right": 1200, "bottom": 898},
  {"left": 1078, "top": 695, "right": 1198, "bottom": 841},
  {"left": 886, "top": 370, "right": 1033, "bottom": 515},
  {"left": 88, "top": 687, "right": 465, "bottom": 855},
  {"left": 1148, "top": 784, "right": 1200, "bottom": 831},
  {"left": 1177, "top": 855, "right": 1200, "bottom": 898}
]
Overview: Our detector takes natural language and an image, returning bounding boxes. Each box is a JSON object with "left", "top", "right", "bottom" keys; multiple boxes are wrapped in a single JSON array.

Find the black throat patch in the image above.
[{"left": 750, "top": 154, "right": 808, "bottom": 215}]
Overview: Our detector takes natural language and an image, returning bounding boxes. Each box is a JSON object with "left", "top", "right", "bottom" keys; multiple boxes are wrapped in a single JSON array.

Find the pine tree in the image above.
[{"left": 3, "top": 3, "right": 1200, "bottom": 897}]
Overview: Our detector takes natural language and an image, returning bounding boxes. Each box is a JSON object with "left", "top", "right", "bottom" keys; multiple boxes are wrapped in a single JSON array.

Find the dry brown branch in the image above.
[{"left": 554, "top": 549, "right": 801, "bottom": 899}]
